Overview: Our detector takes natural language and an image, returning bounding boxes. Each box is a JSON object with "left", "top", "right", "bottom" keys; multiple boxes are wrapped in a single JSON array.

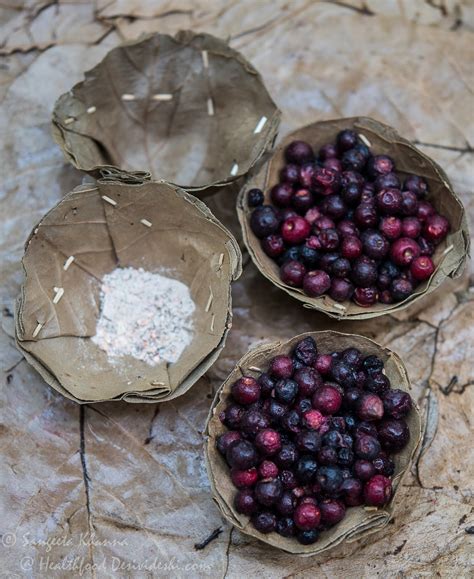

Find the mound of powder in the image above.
[{"left": 92, "top": 267, "right": 195, "bottom": 366}]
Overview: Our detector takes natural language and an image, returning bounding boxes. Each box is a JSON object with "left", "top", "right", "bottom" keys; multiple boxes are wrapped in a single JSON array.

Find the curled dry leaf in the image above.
[
  {"left": 15, "top": 171, "right": 242, "bottom": 403},
  {"left": 205, "top": 331, "right": 422, "bottom": 555},
  {"left": 237, "top": 117, "right": 470, "bottom": 319},
  {"left": 52, "top": 30, "right": 280, "bottom": 196}
]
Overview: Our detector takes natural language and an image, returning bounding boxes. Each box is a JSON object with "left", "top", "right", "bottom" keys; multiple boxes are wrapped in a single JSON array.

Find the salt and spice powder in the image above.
[{"left": 92, "top": 267, "right": 195, "bottom": 366}]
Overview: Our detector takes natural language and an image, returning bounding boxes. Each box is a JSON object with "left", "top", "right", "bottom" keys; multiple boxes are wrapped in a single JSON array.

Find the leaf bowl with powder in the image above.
[
  {"left": 15, "top": 173, "right": 242, "bottom": 403},
  {"left": 52, "top": 30, "right": 281, "bottom": 197}
]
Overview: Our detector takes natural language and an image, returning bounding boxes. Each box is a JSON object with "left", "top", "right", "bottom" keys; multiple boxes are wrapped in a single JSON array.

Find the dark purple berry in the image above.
[
  {"left": 276, "top": 517, "right": 296, "bottom": 537},
  {"left": 372, "top": 453, "right": 395, "bottom": 476},
  {"left": 292, "top": 189, "right": 315, "bottom": 213},
  {"left": 383, "top": 389, "right": 413, "bottom": 419},
  {"left": 354, "top": 434, "right": 381, "bottom": 460},
  {"left": 316, "top": 466, "right": 343, "bottom": 495},
  {"left": 391, "top": 278, "right": 413, "bottom": 302},
  {"left": 294, "top": 367, "right": 322, "bottom": 396},
  {"left": 275, "top": 443, "right": 299, "bottom": 468},
  {"left": 226, "top": 440, "right": 258, "bottom": 469},
  {"left": 235, "top": 489, "right": 257, "bottom": 515},
  {"left": 275, "top": 379, "right": 299, "bottom": 405},
  {"left": 331, "top": 257, "right": 351, "bottom": 278},
  {"left": 353, "top": 459, "right": 376, "bottom": 481},
  {"left": 367, "top": 155, "right": 394, "bottom": 179},
  {"left": 340, "top": 477, "right": 363, "bottom": 506},
  {"left": 404, "top": 175, "right": 428, "bottom": 198},
  {"left": 247, "top": 188, "right": 264, "bottom": 207},
  {"left": 354, "top": 203, "right": 378, "bottom": 228},
  {"left": 295, "top": 455, "right": 319, "bottom": 483},
  {"left": 296, "top": 430, "right": 322, "bottom": 454},
  {"left": 374, "top": 173, "right": 400, "bottom": 192},
  {"left": 217, "top": 431, "right": 242, "bottom": 455},
  {"left": 376, "top": 188, "right": 402, "bottom": 215},
  {"left": 240, "top": 410, "right": 270, "bottom": 437},
  {"left": 303, "top": 270, "right": 331, "bottom": 297},
  {"left": 319, "top": 499, "right": 345, "bottom": 526},
  {"left": 285, "top": 140, "right": 314, "bottom": 165},
  {"left": 378, "top": 418, "right": 410, "bottom": 452},
  {"left": 337, "top": 129, "right": 358, "bottom": 152},
  {"left": 255, "top": 478, "right": 283, "bottom": 506},
  {"left": 252, "top": 511, "right": 277, "bottom": 533},
  {"left": 342, "top": 148, "right": 367, "bottom": 171},
  {"left": 250, "top": 205, "right": 280, "bottom": 238},
  {"left": 280, "top": 164, "right": 300, "bottom": 184}
]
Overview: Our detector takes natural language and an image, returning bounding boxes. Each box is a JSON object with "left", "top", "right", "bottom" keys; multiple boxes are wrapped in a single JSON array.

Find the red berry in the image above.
[
  {"left": 255, "top": 428, "right": 282, "bottom": 456},
  {"left": 304, "top": 207, "right": 321, "bottom": 224},
  {"left": 363, "top": 475, "right": 392, "bottom": 506},
  {"left": 258, "top": 460, "right": 279, "bottom": 480},
  {"left": 312, "top": 167, "right": 341, "bottom": 196},
  {"left": 281, "top": 216, "right": 311, "bottom": 244},
  {"left": 231, "top": 376, "right": 261, "bottom": 405},
  {"left": 390, "top": 237, "right": 421, "bottom": 266},
  {"left": 314, "top": 354, "right": 332, "bottom": 375},
  {"left": 341, "top": 235, "right": 363, "bottom": 259},
  {"left": 357, "top": 393, "right": 384, "bottom": 421},
  {"left": 231, "top": 467, "right": 258, "bottom": 488},
  {"left": 354, "top": 286, "right": 378, "bottom": 307},
  {"left": 402, "top": 217, "right": 421, "bottom": 239},
  {"left": 293, "top": 503, "right": 321, "bottom": 530},
  {"left": 410, "top": 256, "right": 435, "bottom": 281},
  {"left": 312, "top": 385, "right": 342, "bottom": 415},
  {"left": 302, "top": 409, "right": 324, "bottom": 430},
  {"left": 269, "top": 355, "right": 294, "bottom": 379},
  {"left": 379, "top": 216, "right": 402, "bottom": 240},
  {"left": 423, "top": 214, "right": 450, "bottom": 244}
]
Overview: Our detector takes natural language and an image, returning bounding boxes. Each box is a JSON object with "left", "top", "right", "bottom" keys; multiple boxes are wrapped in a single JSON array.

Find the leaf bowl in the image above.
[
  {"left": 237, "top": 117, "right": 470, "bottom": 319},
  {"left": 52, "top": 31, "right": 280, "bottom": 196},
  {"left": 205, "top": 331, "right": 422, "bottom": 555}
]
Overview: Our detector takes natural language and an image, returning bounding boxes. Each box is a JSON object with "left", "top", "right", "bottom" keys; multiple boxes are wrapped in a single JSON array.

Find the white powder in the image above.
[{"left": 92, "top": 267, "right": 195, "bottom": 366}]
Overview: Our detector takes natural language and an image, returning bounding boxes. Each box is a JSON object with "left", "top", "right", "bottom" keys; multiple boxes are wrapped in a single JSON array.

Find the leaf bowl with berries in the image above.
[
  {"left": 205, "top": 331, "right": 421, "bottom": 555},
  {"left": 237, "top": 117, "right": 469, "bottom": 319}
]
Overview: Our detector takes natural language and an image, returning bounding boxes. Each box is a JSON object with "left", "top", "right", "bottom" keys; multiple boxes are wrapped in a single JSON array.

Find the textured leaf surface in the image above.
[{"left": 1, "top": 1, "right": 473, "bottom": 577}]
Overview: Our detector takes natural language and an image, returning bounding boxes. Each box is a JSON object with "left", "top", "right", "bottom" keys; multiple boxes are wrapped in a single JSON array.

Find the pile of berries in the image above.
[
  {"left": 247, "top": 129, "right": 450, "bottom": 306},
  {"left": 216, "top": 336, "right": 413, "bottom": 545}
]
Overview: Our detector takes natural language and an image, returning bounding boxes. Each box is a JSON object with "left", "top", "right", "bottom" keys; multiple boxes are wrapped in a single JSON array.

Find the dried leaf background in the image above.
[{"left": 1, "top": 1, "right": 473, "bottom": 578}]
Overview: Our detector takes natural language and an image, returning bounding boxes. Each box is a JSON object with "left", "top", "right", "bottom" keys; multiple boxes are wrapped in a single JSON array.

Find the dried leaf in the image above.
[
  {"left": 52, "top": 31, "right": 280, "bottom": 195},
  {"left": 0, "top": 2, "right": 112, "bottom": 55},
  {"left": 238, "top": 117, "right": 470, "bottom": 319},
  {"left": 205, "top": 331, "right": 422, "bottom": 555},
  {"left": 15, "top": 174, "right": 242, "bottom": 403}
]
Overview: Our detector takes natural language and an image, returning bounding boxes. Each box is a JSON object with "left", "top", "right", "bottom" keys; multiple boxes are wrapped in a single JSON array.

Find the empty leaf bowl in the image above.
[
  {"left": 52, "top": 31, "right": 280, "bottom": 196},
  {"left": 237, "top": 117, "right": 469, "bottom": 319},
  {"left": 15, "top": 173, "right": 242, "bottom": 403}
]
